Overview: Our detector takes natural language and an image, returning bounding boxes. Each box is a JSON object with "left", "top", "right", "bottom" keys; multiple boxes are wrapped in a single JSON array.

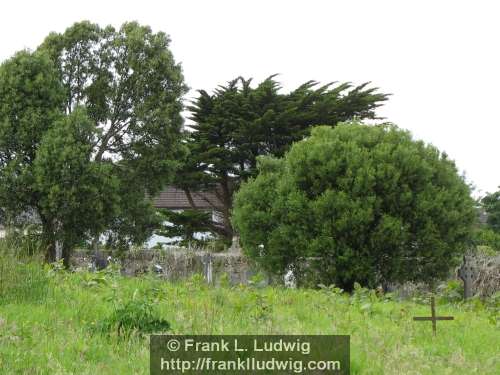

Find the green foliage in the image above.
[
  {"left": 41, "top": 21, "right": 187, "bottom": 251},
  {"left": 436, "top": 280, "right": 464, "bottom": 303},
  {"left": 473, "top": 227, "right": 500, "bottom": 253},
  {"left": 1, "top": 225, "right": 44, "bottom": 257},
  {"left": 217, "top": 272, "right": 231, "bottom": 288},
  {"left": 39, "top": 21, "right": 187, "bottom": 193},
  {"left": 0, "top": 258, "right": 49, "bottom": 305},
  {"left": 0, "top": 271, "right": 498, "bottom": 374},
  {"left": 249, "top": 290, "right": 273, "bottom": 326},
  {"left": 97, "top": 291, "right": 170, "bottom": 337},
  {"left": 351, "top": 282, "right": 380, "bottom": 312},
  {"left": 155, "top": 209, "right": 214, "bottom": 246},
  {"left": 248, "top": 272, "right": 268, "bottom": 288},
  {"left": 318, "top": 283, "right": 344, "bottom": 296},
  {"left": 33, "top": 107, "right": 119, "bottom": 258},
  {"left": 0, "top": 240, "right": 49, "bottom": 304},
  {"left": 481, "top": 188, "right": 500, "bottom": 233},
  {"left": 484, "top": 291, "right": 500, "bottom": 312},
  {"left": 81, "top": 274, "right": 109, "bottom": 288},
  {"left": 233, "top": 123, "right": 476, "bottom": 290},
  {"left": 0, "top": 21, "right": 186, "bottom": 262},
  {"left": 0, "top": 50, "right": 64, "bottom": 223},
  {"left": 176, "top": 76, "right": 388, "bottom": 241}
]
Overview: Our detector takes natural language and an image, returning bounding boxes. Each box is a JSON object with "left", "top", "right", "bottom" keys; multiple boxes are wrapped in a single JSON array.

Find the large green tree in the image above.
[
  {"left": 39, "top": 21, "right": 187, "bottom": 251},
  {"left": 175, "top": 76, "right": 388, "bottom": 242},
  {"left": 233, "top": 123, "right": 476, "bottom": 290},
  {"left": 0, "top": 21, "right": 186, "bottom": 263},
  {"left": 0, "top": 50, "right": 66, "bottom": 260}
]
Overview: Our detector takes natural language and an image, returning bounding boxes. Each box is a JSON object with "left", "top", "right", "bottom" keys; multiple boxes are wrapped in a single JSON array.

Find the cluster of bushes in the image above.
[{"left": 0, "top": 19, "right": 497, "bottom": 300}]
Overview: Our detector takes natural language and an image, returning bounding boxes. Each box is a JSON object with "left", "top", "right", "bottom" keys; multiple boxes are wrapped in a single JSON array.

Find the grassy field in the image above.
[{"left": 0, "top": 262, "right": 498, "bottom": 374}]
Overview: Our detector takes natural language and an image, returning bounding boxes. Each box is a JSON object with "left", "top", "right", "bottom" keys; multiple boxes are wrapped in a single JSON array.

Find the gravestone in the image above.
[
  {"left": 202, "top": 252, "right": 213, "bottom": 284},
  {"left": 284, "top": 268, "right": 296, "bottom": 288},
  {"left": 458, "top": 255, "right": 477, "bottom": 299},
  {"left": 92, "top": 250, "right": 109, "bottom": 271},
  {"left": 228, "top": 235, "right": 241, "bottom": 253},
  {"left": 55, "top": 240, "right": 63, "bottom": 261},
  {"left": 413, "top": 296, "right": 454, "bottom": 336}
]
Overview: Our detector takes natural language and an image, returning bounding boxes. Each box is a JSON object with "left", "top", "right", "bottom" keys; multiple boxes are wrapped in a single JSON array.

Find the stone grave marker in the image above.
[
  {"left": 202, "top": 252, "right": 213, "bottom": 284},
  {"left": 458, "top": 255, "right": 477, "bottom": 300}
]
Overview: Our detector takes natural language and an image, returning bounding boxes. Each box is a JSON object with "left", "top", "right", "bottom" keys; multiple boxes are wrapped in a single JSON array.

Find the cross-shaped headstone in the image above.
[
  {"left": 413, "top": 296, "right": 454, "bottom": 336},
  {"left": 458, "top": 255, "right": 476, "bottom": 300}
]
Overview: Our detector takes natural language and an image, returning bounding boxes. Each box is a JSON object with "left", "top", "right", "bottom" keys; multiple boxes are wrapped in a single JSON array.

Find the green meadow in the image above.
[{"left": 0, "top": 260, "right": 498, "bottom": 375}]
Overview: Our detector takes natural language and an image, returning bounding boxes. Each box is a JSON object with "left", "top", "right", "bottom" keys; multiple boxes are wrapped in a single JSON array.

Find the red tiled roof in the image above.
[{"left": 153, "top": 186, "right": 223, "bottom": 210}]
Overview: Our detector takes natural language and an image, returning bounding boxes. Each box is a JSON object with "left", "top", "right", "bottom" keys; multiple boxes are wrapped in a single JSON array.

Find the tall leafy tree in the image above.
[
  {"left": 0, "top": 21, "right": 186, "bottom": 263},
  {"left": 38, "top": 21, "right": 187, "bottom": 251},
  {"left": 0, "top": 50, "right": 66, "bottom": 260},
  {"left": 177, "top": 76, "right": 388, "bottom": 242}
]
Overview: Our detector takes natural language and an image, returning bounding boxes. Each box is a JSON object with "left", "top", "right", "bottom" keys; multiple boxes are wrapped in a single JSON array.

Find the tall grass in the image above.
[
  {"left": 0, "top": 233, "right": 498, "bottom": 374},
  {"left": 0, "top": 267, "right": 498, "bottom": 374},
  {"left": 0, "top": 230, "right": 49, "bottom": 305}
]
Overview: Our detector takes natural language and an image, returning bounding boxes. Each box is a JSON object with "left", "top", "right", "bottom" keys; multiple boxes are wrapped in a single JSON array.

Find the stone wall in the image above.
[{"left": 71, "top": 247, "right": 264, "bottom": 286}]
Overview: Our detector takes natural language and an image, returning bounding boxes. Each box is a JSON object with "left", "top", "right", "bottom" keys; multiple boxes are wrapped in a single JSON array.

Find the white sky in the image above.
[{"left": 1, "top": 0, "right": 498, "bottom": 196}]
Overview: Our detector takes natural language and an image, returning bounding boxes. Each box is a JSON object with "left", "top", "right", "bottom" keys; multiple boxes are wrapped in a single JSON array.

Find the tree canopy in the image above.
[
  {"left": 233, "top": 123, "right": 476, "bottom": 290},
  {"left": 0, "top": 50, "right": 68, "bottom": 260},
  {"left": 0, "top": 21, "right": 186, "bottom": 263},
  {"left": 174, "top": 76, "right": 389, "bottom": 242}
]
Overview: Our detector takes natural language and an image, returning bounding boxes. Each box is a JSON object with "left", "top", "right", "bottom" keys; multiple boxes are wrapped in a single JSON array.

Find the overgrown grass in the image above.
[
  {"left": 0, "top": 236, "right": 49, "bottom": 305},
  {"left": 0, "top": 264, "right": 498, "bottom": 374}
]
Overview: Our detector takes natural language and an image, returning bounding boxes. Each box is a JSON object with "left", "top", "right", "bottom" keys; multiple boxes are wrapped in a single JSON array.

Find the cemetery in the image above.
[{"left": 0, "top": 3, "right": 499, "bottom": 374}]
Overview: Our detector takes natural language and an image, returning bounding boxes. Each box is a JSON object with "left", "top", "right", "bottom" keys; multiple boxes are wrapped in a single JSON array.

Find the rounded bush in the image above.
[{"left": 233, "top": 123, "right": 476, "bottom": 290}]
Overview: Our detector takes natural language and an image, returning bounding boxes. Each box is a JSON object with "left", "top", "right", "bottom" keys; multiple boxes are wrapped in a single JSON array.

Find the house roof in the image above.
[{"left": 153, "top": 186, "right": 224, "bottom": 210}]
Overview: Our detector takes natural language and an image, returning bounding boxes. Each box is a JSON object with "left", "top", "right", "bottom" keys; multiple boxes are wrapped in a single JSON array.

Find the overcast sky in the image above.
[{"left": 1, "top": 1, "right": 498, "bottom": 196}]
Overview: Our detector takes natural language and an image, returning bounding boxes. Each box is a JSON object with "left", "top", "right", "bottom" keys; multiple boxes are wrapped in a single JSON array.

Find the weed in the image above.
[
  {"left": 0, "top": 243, "right": 49, "bottom": 305},
  {"left": 96, "top": 290, "right": 170, "bottom": 337},
  {"left": 436, "top": 279, "right": 463, "bottom": 303}
]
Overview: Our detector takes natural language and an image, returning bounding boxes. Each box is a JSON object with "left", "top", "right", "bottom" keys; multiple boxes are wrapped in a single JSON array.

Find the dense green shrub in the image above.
[{"left": 233, "top": 123, "right": 476, "bottom": 290}]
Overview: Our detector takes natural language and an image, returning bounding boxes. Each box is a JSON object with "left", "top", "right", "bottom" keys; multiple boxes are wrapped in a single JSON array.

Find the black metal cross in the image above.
[{"left": 413, "top": 296, "right": 454, "bottom": 336}]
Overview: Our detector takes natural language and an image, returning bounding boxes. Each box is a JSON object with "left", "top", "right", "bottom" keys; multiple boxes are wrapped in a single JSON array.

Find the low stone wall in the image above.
[{"left": 71, "top": 248, "right": 263, "bottom": 286}]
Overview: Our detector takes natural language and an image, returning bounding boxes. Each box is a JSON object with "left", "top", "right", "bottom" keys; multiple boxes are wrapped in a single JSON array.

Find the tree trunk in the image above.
[
  {"left": 41, "top": 216, "right": 57, "bottom": 263},
  {"left": 40, "top": 216, "right": 66, "bottom": 264},
  {"left": 44, "top": 240, "right": 57, "bottom": 263},
  {"left": 221, "top": 211, "right": 233, "bottom": 244},
  {"left": 184, "top": 188, "right": 197, "bottom": 209},
  {"left": 62, "top": 242, "right": 72, "bottom": 269},
  {"left": 220, "top": 174, "right": 234, "bottom": 244}
]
